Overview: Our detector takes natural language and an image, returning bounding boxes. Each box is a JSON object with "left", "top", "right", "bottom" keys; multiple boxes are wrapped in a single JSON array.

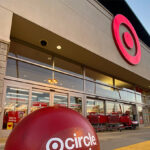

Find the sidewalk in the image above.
[
  {"left": 0, "top": 126, "right": 150, "bottom": 150},
  {"left": 0, "top": 138, "right": 6, "bottom": 150}
]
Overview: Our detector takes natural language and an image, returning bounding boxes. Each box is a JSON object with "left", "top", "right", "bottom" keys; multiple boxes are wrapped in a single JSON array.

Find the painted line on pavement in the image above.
[{"left": 114, "top": 141, "right": 150, "bottom": 150}]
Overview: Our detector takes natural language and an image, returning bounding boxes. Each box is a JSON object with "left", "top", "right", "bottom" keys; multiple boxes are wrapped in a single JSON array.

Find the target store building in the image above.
[{"left": 0, "top": 0, "right": 150, "bottom": 137}]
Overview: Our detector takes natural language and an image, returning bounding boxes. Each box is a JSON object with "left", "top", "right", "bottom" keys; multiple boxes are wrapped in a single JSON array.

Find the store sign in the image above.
[
  {"left": 5, "top": 107, "right": 100, "bottom": 150},
  {"left": 112, "top": 14, "right": 141, "bottom": 65}
]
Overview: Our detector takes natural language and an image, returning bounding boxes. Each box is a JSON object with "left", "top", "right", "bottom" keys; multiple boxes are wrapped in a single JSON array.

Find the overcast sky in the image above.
[{"left": 126, "top": 0, "right": 150, "bottom": 35}]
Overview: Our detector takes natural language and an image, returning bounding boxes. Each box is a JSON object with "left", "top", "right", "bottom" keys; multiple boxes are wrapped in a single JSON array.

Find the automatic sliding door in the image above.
[
  {"left": 31, "top": 91, "right": 50, "bottom": 112},
  {"left": 2, "top": 86, "right": 29, "bottom": 130},
  {"left": 70, "top": 95, "right": 83, "bottom": 114},
  {"left": 53, "top": 93, "right": 68, "bottom": 107}
]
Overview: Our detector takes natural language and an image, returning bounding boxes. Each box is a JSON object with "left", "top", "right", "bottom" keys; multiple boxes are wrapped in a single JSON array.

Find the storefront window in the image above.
[
  {"left": 136, "top": 92, "right": 142, "bottom": 103},
  {"left": 3, "top": 86, "right": 29, "bottom": 129},
  {"left": 54, "top": 57, "right": 83, "bottom": 77},
  {"left": 31, "top": 91, "right": 50, "bottom": 112},
  {"left": 85, "top": 81, "right": 95, "bottom": 94},
  {"left": 137, "top": 106, "right": 144, "bottom": 124},
  {"left": 18, "top": 62, "right": 52, "bottom": 84},
  {"left": 124, "top": 104, "right": 133, "bottom": 116},
  {"left": 54, "top": 94, "right": 68, "bottom": 107},
  {"left": 106, "top": 101, "right": 115, "bottom": 114},
  {"left": 70, "top": 96, "right": 82, "bottom": 114},
  {"left": 86, "top": 99, "right": 104, "bottom": 115},
  {"left": 54, "top": 71, "right": 83, "bottom": 91},
  {"left": 119, "top": 89, "right": 136, "bottom": 102},
  {"left": 9, "top": 41, "right": 53, "bottom": 67},
  {"left": 115, "top": 79, "right": 135, "bottom": 90},
  {"left": 115, "top": 103, "right": 124, "bottom": 114},
  {"left": 96, "top": 84, "right": 120, "bottom": 99},
  {"left": 85, "top": 68, "right": 113, "bottom": 86},
  {"left": 6, "top": 58, "right": 17, "bottom": 78}
]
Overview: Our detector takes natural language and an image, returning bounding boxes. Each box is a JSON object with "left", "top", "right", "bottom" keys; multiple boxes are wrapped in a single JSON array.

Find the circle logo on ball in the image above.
[{"left": 112, "top": 14, "right": 141, "bottom": 65}]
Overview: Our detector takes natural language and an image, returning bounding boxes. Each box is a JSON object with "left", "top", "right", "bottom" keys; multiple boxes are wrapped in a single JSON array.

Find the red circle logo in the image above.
[{"left": 112, "top": 14, "right": 141, "bottom": 65}]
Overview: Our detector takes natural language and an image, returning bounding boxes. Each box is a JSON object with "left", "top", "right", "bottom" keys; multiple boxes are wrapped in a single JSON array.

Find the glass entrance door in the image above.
[
  {"left": 30, "top": 90, "right": 50, "bottom": 113},
  {"left": 53, "top": 93, "right": 68, "bottom": 107},
  {"left": 1, "top": 80, "right": 85, "bottom": 131},
  {"left": 1, "top": 82, "right": 31, "bottom": 130}
]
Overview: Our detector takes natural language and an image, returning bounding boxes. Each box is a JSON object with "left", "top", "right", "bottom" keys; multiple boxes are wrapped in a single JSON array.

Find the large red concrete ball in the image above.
[{"left": 5, "top": 107, "right": 100, "bottom": 150}]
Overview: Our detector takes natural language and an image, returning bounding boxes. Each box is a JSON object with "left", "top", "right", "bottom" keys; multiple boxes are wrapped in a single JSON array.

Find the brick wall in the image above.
[{"left": 0, "top": 42, "right": 8, "bottom": 114}]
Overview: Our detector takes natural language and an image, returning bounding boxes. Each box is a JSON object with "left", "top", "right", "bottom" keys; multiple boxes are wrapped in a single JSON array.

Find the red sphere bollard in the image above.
[{"left": 5, "top": 107, "right": 100, "bottom": 150}]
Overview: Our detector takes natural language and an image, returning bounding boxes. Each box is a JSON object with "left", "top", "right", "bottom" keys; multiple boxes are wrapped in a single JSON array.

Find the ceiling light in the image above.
[{"left": 56, "top": 45, "right": 62, "bottom": 50}]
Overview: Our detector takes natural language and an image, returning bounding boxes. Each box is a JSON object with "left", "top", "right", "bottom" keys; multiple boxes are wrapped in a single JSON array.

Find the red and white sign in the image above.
[{"left": 112, "top": 14, "right": 141, "bottom": 65}]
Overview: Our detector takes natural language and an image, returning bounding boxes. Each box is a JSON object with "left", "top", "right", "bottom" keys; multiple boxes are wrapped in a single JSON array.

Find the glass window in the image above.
[
  {"left": 54, "top": 57, "right": 83, "bottom": 77},
  {"left": 31, "top": 91, "right": 50, "bottom": 112},
  {"left": 137, "top": 106, "right": 144, "bottom": 124},
  {"left": 54, "top": 94, "right": 68, "bottom": 107},
  {"left": 54, "top": 71, "right": 83, "bottom": 91},
  {"left": 86, "top": 99, "right": 104, "bottom": 115},
  {"left": 136, "top": 93, "right": 142, "bottom": 103},
  {"left": 18, "top": 61, "right": 52, "bottom": 84},
  {"left": 70, "top": 96, "right": 82, "bottom": 114},
  {"left": 115, "top": 103, "right": 124, "bottom": 114},
  {"left": 115, "top": 79, "right": 135, "bottom": 90},
  {"left": 124, "top": 104, "right": 133, "bottom": 116},
  {"left": 6, "top": 58, "right": 17, "bottom": 77},
  {"left": 119, "top": 89, "right": 136, "bottom": 102},
  {"left": 85, "top": 81, "right": 95, "bottom": 94},
  {"left": 9, "top": 41, "right": 53, "bottom": 67},
  {"left": 3, "top": 86, "right": 29, "bottom": 129},
  {"left": 96, "top": 84, "right": 120, "bottom": 99},
  {"left": 106, "top": 101, "right": 115, "bottom": 114},
  {"left": 85, "top": 68, "right": 113, "bottom": 86}
]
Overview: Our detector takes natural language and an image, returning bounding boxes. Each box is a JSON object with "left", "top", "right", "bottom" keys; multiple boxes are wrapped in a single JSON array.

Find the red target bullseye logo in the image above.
[{"left": 112, "top": 14, "right": 141, "bottom": 65}]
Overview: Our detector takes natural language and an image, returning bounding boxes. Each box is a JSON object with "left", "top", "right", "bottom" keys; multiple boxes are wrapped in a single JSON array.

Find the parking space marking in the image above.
[{"left": 114, "top": 141, "right": 150, "bottom": 150}]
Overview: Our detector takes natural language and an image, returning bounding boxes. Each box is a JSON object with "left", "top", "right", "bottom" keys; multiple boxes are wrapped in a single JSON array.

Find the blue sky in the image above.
[{"left": 126, "top": 0, "right": 150, "bottom": 35}]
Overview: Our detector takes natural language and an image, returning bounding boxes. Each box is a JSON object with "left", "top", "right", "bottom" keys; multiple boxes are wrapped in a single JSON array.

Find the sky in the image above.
[{"left": 126, "top": 0, "right": 150, "bottom": 35}]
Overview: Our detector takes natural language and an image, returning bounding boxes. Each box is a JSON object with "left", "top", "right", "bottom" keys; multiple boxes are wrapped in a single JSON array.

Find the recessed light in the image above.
[{"left": 56, "top": 45, "right": 62, "bottom": 50}]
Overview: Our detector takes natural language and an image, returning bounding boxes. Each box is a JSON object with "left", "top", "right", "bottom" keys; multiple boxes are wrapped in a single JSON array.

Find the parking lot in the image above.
[
  {"left": 1, "top": 127, "right": 150, "bottom": 150},
  {"left": 97, "top": 127, "right": 150, "bottom": 150}
]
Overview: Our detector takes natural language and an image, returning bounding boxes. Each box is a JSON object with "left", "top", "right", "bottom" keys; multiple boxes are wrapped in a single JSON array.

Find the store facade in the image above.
[{"left": 0, "top": 0, "right": 150, "bottom": 137}]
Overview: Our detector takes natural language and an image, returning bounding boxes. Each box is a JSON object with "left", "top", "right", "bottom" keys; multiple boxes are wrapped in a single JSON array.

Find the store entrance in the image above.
[{"left": 1, "top": 80, "right": 83, "bottom": 130}]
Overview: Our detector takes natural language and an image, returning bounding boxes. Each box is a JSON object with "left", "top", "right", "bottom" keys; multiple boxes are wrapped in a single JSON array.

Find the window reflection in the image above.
[
  {"left": 87, "top": 99, "right": 104, "bottom": 115},
  {"left": 6, "top": 58, "right": 17, "bottom": 78},
  {"left": 85, "top": 81, "right": 95, "bottom": 94},
  {"left": 54, "top": 71, "right": 83, "bottom": 91},
  {"left": 124, "top": 104, "right": 133, "bottom": 116},
  {"left": 9, "top": 41, "right": 53, "bottom": 67},
  {"left": 54, "top": 57, "right": 83, "bottom": 77},
  {"left": 96, "top": 84, "right": 120, "bottom": 99},
  {"left": 3, "top": 87, "right": 29, "bottom": 129},
  {"left": 106, "top": 101, "right": 115, "bottom": 114},
  {"left": 31, "top": 91, "right": 50, "bottom": 112},
  {"left": 18, "top": 62, "right": 52, "bottom": 84},
  {"left": 54, "top": 94, "right": 68, "bottom": 107},
  {"left": 115, "top": 103, "right": 123, "bottom": 114},
  {"left": 70, "top": 96, "right": 82, "bottom": 114},
  {"left": 85, "top": 68, "right": 113, "bottom": 86},
  {"left": 119, "top": 90, "right": 135, "bottom": 102}
]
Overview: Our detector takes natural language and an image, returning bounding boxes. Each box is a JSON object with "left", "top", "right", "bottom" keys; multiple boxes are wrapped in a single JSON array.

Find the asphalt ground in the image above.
[
  {"left": 0, "top": 127, "right": 150, "bottom": 150},
  {"left": 98, "top": 127, "right": 150, "bottom": 150}
]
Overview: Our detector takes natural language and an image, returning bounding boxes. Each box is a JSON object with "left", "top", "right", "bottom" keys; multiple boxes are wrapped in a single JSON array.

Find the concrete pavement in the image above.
[
  {"left": 1, "top": 127, "right": 150, "bottom": 150},
  {"left": 98, "top": 127, "right": 150, "bottom": 150}
]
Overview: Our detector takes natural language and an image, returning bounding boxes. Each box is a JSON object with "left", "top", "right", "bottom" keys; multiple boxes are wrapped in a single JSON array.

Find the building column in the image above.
[
  {"left": 0, "top": 42, "right": 8, "bottom": 108},
  {"left": 0, "top": 42, "right": 9, "bottom": 121}
]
